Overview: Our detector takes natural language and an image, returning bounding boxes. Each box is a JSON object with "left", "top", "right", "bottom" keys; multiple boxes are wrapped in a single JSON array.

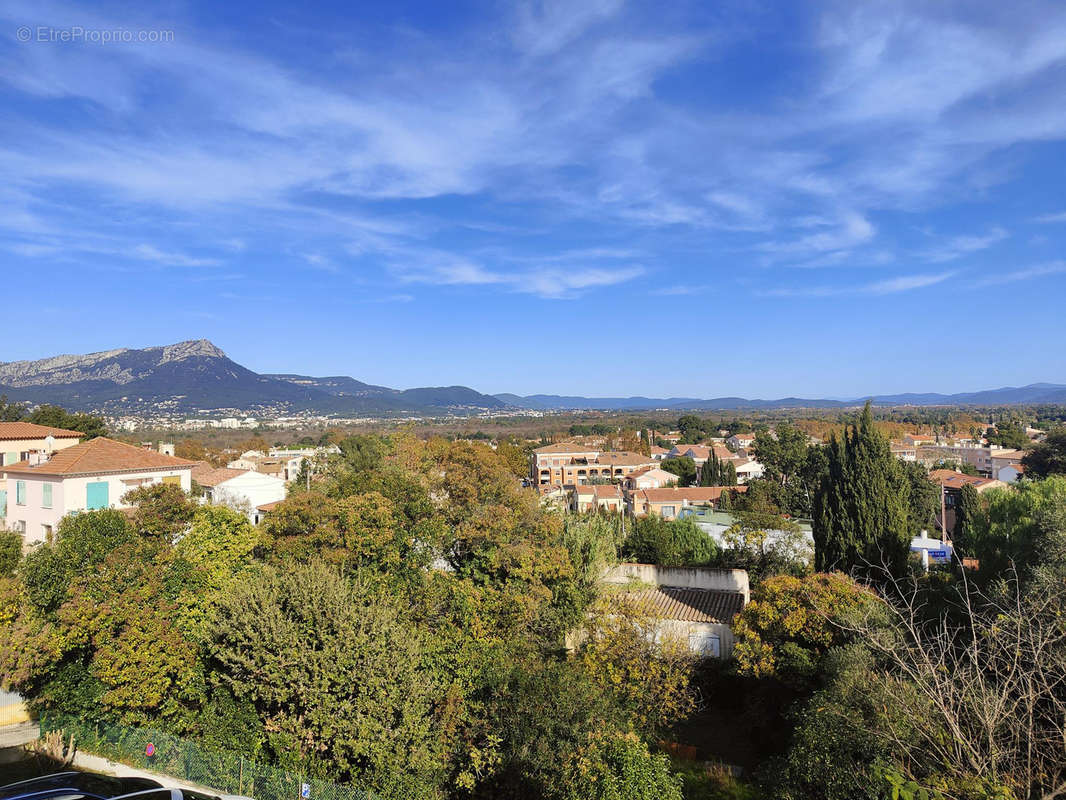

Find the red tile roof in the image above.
[
  {"left": 0, "top": 421, "right": 84, "bottom": 442},
  {"left": 636, "top": 486, "right": 747, "bottom": 503},
  {"left": 928, "top": 469, "right": 1000, "bottom": 490},
  {"left": 191, "top": 462, "right": 249, "bottom": 487},
  {"left": 575, "top": 484, "right": 623, "bottom": 499},
  {"left": 2, "top": 437, "right": 196, "bottom": 476},
  {"left": 594, "top": 451, "right": 656, "bottom": 467},
  {"left": 621, "top": 586, "right": 745, "bottom": 623},
  {"left": 534, "top": 442, "right": 599, "bottom": 454}
]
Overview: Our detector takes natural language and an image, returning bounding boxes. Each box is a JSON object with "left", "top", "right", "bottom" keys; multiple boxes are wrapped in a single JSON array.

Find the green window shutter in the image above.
[
  {"left": 86, "top": 481, "right": 109, "bottom": 510},
  {"left": 0, "top": 489, "right": 6, "bottom": 517},
  {"left": 16, "top": 481, "right": 26, "bottom": 505},
  {"left": 4, "top": 453, "right": 16, "bottom": 466},
  {"left": 42, "top": 483, "right": 53, "bottom": 509}
]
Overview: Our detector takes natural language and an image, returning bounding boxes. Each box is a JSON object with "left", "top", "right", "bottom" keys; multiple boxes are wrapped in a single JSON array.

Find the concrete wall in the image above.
[{"left": 603, "top": 563, "right": 750, "bottom": 602}]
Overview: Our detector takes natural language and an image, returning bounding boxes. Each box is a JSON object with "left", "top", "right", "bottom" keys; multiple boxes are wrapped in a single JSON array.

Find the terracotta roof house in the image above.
[
  {"left": 667, "top": 444, "right": 735, "bottom": 465},
  {"left": 623, "top": 586, "right": 747, "bottom": 625},
  {"left": 572, "top": 483, "right": 624, "bottom": 513},
  {"left": 0, "top": 421, "right": 84, "bottom": 451},
  {"left": 624, "top": 466, "right": 679, "bottom": 490},
  {"left": 595, "top": 451, "right": 657, "bottom": 467},
  {"left": 597, "top": 563, "right": 750, "bottom": 658},
  {"left": 3, "top": 437, "right": 195, "bottom": 545},
  {"left": 1, "top": 422, "right": 85, "bottom": 524},
  {"left": 928, "top": 469, "right": 1004, "bottom": 492},
  {"left": 630, "top": 486, "right": 747, "bottom": 518},
  {"left": 530, "top": 442, "right": 602, "bottom": 485},
  {"left": 928, "top": 469, "right": 1006, "bottom": 539},
  {"left": 191, "top": 461, "right": 286, "bottom": 523},
  {"left": 532, "top": 445, "right": 656, "bottom": 487}
]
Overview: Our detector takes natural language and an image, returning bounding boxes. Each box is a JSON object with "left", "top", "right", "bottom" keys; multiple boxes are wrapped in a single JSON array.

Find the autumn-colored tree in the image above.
[
  {"left": 122, "top": 482, "right": 197, "bottom": 541},
  {"left": 732, "top": 572, "right": 885, "bottom": 688},
  {"left": 175, "top": 438, "right": 209, "bottom": 462},
  {"left": 577, "top": 594, "right": 698, "bottom": 735}
]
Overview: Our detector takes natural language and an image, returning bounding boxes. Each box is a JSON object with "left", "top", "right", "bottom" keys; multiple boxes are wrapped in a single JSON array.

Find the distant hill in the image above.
[
  {"left": 0, "top": 340, "right": 504, "bottom": 416},
  {"left": 2, "top": 340, "right": 1061, "bottom": 417},
  {"left": 497, "top": 384, "right": 1066, "bottom": 411}
]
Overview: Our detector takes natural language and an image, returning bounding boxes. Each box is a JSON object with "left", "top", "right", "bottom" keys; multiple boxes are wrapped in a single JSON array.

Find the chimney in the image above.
[{"left": 28, "top": 450, "right": 51, "bottom": 466}]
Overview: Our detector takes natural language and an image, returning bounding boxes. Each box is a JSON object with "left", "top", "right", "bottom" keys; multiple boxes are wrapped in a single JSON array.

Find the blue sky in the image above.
[{"left": 2, "top": 0, "right": 1066, "bottom": 398}]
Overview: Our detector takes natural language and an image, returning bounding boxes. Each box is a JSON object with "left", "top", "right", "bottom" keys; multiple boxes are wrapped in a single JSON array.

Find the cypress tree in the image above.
[
  {"left": 701, "top": 450, "right": 720, "bottom": 486},
  {"left": 722, "top": 460, "right": 737, "bottom": 487},
  {"left": 813, "top": 401, "right": 911, "bottom": 575}
]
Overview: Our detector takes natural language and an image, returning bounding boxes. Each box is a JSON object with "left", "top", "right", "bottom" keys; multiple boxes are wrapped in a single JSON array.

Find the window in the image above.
[
  {"left": 86, "top": 481, "right": 109, "bottom": 510},
  {"left": 661, "top": 505, "right": 675, "bottom": 517},
  {"left": 42, "top": 524, "right": 53, "bottom": 541},
  {"left": 15, "top": 480, "right": 26, "bottom": 506},
  {"left": 42, "top": 483, "right": 52, "bottom": 509},
  {"left": 688, "top": 632, "right": 721, "bottom": 658}
]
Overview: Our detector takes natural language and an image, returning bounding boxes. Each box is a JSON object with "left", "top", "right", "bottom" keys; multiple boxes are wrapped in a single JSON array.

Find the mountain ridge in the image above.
[{"left": 2, "top": 340, "right": 1063, "bottom": 416}]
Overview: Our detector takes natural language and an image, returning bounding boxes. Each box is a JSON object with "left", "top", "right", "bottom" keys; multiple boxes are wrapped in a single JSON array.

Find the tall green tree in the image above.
[
  {"left": 209, "top": 561, "right": 443, "bottom": 796},
  {"left": 754, "top": 425, "right": 826, "bottom": 516},
  {"left": 25, "top": 404, "right": 106, "bottom": 438},
  {"left": 901, "top": 461, "right": 939, "bottom": 536},
  {"left": 0, "top": 395, "right": 25, "bottom": 421},
  {"left": 660, "top": 456, "right": 696, "bottom": 487},
  {"left": 1022, "top": 429, "right": 1066, "bottom": 478},
  {"left": 812, "top": 402, "right": 911, "bottom": 574}
]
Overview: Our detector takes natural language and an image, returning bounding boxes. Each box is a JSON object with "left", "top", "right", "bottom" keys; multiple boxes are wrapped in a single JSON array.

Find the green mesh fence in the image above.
[{"left": 38, "top": 714, "right": 372, "bottom": 800}]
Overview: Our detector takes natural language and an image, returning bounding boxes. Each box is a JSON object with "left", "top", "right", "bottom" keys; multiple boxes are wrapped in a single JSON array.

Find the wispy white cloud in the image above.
[
  {"left": 650, "top": 284, "right": 712, "bottom": 296},
  {"left": 1035, "top": 211, "right": 1066, "bottom": 224},
  {"left": 920, "top": 227, "right": 1008, "bottom": 263},
  {"left": 0, "top": 0, "right": 1065, "bottom": 302},
  {"left": 131, "top": 244, "right": 220, "bottom": 267},
  {"left": 764, "top": 270, "right": 956, "bottom": 297},
  {"left": 971, "top": 261, "right": 1066, "bottom": 288}
]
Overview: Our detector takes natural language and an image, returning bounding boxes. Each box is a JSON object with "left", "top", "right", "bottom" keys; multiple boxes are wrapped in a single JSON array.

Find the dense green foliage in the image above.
[
  {"left": 984, "top": 421, "right": 1030, "bottom": 450},
  {"left": 5, "top": 420, "right": 1066, "bottom": 800},
  {"left": 660, "top": 456, "right": 697, "bottom": 487},
  {"left": 23, "top": 404, "right": 108, "bottom": 438},
  {"left": 812, "top": 403, "right": 911, "bottom": 574},
  {"left": 1, "top": 435, "right": 701, "bottom": 800},
  {"left": 699, "top": 450, "right": 736, "bottom": 487},
  {"left": 621, "top": 515, "right": 717, "bottom": 567},
  {"left": 1022, "top": 428, "right": 1066, "bottom": 478}
]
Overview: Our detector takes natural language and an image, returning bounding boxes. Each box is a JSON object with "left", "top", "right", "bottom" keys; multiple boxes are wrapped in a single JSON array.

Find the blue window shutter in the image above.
[
  {"left": 86, "top": 481, "right": 109, "bottom": 510},
  {"left": 15, "top": 481, "right": 26, "bottom": 505},
  {"left": 42, "top": 483, "right": 53, "bottom": 509}
]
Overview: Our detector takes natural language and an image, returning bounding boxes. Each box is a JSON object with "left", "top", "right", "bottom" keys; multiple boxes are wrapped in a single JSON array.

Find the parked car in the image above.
[
  {"left": 0, "top": 772, "right": 162, "bottom": 800},
  {"left": 113, "top": 790, "right": 224, "bottom": 800}
]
